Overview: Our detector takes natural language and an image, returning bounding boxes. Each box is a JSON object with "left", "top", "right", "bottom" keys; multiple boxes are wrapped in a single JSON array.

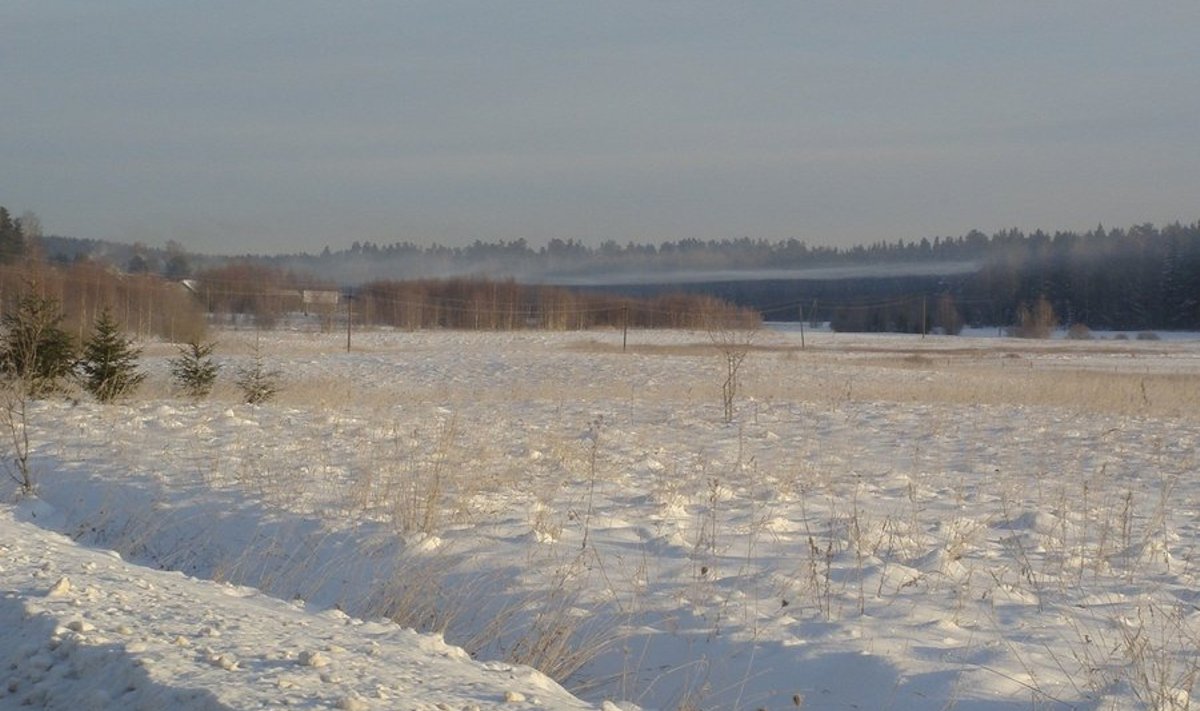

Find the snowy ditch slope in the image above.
[{"left": 1, "top": 500, "right": 593, "bottom": 711}]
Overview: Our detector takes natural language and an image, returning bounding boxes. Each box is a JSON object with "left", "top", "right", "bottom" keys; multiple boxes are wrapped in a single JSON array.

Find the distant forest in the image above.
[
  {"left": 589, "top": 223, "right": 1200, "bottom": 333},
  {"left": 14, "top": 209, "right": 1200, "bottom": 332},
  {"left": 220, "top": 221, "right": 1200, "bottom": 332}
]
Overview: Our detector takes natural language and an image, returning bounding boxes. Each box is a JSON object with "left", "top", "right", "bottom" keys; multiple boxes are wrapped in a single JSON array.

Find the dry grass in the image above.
[
  {"left": 570, "top": 331, "right": 1200, "bottom": 417},
  {"left": 744, "top": 361, "right": 1200, "bottom": 417},
  {"left": 139, "top": 328, "right": 1200, "bottom": 416}
]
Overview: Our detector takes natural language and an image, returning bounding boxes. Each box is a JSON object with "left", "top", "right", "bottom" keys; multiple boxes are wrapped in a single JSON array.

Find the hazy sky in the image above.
[{"left": 4, "top": 2, "right": 1198, "bottom": 255}]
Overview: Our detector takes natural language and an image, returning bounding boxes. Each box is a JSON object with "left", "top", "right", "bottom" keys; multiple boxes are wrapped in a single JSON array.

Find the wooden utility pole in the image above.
[
  {"left": 798, "top": 302, "right": 806, "bottom": 350},
  {"left": 921, "top": 295, "right": 927, "bottom": 338},
  {"left": 622, "top": 305, "right": 628, "bottom": 353},
  {"left": 345, "top": 293, "right": 353, "bottom": 352}
]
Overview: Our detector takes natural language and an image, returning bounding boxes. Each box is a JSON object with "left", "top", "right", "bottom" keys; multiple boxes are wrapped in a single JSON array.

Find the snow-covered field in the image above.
[{"left": 4, "top": 327, "right": 1200, "bottom": 710}]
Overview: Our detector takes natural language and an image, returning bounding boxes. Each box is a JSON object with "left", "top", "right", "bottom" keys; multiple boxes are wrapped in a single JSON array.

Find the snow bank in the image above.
[{"left": 0, "top": 502, "right": 595, "bottom": 710}]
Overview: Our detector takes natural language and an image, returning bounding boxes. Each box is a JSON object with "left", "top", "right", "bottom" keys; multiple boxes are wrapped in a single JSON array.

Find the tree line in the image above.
[
  {"left": 555, "top": 223, "right": 1200, "bottom": 333},
  {"left": 828, "top": 222, "right": 1200, "bottom": 333},
  {"left": 0, "top": 261, "right": 207, "bottom": 344},
  {"left": 957, "top": 223, "right": 1200, "bottom": 331},
  {"left": 242, "top": 221, "right": 1200, "bottom": 331},
  {"left": 355, "top": 279, "right": 758, "bottom": 331},
  {"left": 2, "top": 225, "right": 758, "bottom": 338},
  {"left": 193, "top": 266, "right": 760, "bottom": 332},
  {"left": 9, "top": 203, "right": 1200, "bottom": 332}
]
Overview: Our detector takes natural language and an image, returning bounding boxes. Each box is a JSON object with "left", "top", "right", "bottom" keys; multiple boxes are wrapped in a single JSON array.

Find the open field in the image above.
[{"left": 5, "top": 327, "right": 1200, "bottom": 709}]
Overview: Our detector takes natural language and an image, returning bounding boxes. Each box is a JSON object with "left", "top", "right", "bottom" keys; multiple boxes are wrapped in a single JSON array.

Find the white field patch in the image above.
[{"left": 4, "top": 327, "right": 1200, "bottom": 710}]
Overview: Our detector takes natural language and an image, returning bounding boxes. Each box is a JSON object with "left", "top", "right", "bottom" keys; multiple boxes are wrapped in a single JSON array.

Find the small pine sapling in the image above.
[
  {"left": 80, "top": 308, "right": 145, "bottom": 402},
  {"left": 170, "top": 340, "right": 221, "bottom": 399},
  {"left": 235, "top": 341, "right": 281, "bottom": 404}
]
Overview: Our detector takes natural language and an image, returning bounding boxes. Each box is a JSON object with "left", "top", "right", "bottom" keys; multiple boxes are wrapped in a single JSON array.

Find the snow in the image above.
[
  {"left": 1, "top": 502, "right": 591, "bottom": 711},
  {"left": 3, "top": 327, "right": 1200, "bottom": 709}
]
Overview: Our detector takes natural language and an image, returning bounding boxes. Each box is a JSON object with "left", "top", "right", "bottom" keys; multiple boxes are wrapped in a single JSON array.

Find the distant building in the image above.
[{"left": 301, "top": 289, "right": 340, "bottom": 307}]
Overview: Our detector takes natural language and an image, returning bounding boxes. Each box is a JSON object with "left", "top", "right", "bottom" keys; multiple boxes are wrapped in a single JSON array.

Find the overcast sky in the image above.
[{"left": 3, "top": 2, "right": 1198, "bottom": 255}]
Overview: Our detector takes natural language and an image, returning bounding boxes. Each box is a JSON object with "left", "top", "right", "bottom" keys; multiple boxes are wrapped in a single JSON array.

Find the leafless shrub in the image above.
[
  {"left": 707, "top": 314, "right": 758, "bottom": 423},
  {"left": 0, "top": 380, "right": 33, "bottom": 495},
  {"left": 1067, "top": 323, "right": 1093, "bottom": 340},
  {"left": 933, "top": 293, "right": 964, "bottom": 335},
  {"left": 1010, "top": 295, "right": 1058, "bottom": 339}
]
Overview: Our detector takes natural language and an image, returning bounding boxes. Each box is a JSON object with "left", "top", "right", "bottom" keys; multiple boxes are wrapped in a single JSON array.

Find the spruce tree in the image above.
[
  {"left": 235, "top": 341, "right": 280, "bottom": 404},
  {"left": 0, "top": 290, "right": 76, "bottom": 397},
  {"left": 169, "top": 340, "right": 220, "bottom": 399},
  {"left": 0, "top": 207, "right": 26, "bottom": 264},
  {"left": 80, "top": 308, "right": 145, "bottom": 402}
]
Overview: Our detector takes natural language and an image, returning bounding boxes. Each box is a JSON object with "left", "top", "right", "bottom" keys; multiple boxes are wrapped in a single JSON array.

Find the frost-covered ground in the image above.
[{"left": 3, "top": 327, "right": 1200, "bottom": 710}]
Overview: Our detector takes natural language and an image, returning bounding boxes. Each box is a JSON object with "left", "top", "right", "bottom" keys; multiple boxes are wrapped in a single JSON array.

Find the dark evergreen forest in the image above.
[{"left": 562, "top": 223, "right": 1200, "bottom": 332}]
